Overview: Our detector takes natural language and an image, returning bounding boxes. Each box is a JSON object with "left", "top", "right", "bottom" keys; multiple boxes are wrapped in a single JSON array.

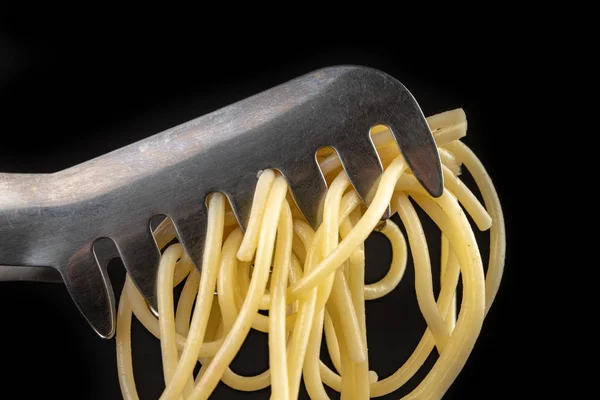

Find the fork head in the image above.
[{"left": 0, "top": 66, "right": 442, "bottom": 338}]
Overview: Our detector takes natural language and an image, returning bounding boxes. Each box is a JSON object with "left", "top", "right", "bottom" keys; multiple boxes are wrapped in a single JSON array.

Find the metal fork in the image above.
[{"left": 0, "top": 65, "right": 442, "bottom": 339}]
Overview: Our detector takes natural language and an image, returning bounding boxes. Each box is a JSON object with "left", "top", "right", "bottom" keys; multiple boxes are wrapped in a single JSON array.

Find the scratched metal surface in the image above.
[{"left": 0, "top": 66, "right": 442, "bottom": 340}]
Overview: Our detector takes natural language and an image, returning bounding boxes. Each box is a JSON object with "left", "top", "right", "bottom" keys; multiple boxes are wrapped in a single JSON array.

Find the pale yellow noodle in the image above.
[
  {"left": 363, "top": 219, "right": 407, "bottom": 300},
  {"left": 237, "top": 169, "right": 276, "bottom": 261},
  {"left": 124, "top": 278, "right": 222, "bottom": 357},
  {"left": 175, "top": 268, "right": 201, "bottom": 336},
  {"left": 320, "top": 361, "right": 342, "bottom": 390},
  {"left": 204, "top": 300, "right": 224, "bottom": 342},
  {"left": 202, "top": 239, "right": 272, "bottom": 392},
  {"left": 324, "top": 275, "right": 363, "bottom": 365},
  {"left": 234, "top": 261, "right": 251, "bottom": 310},
  {"left": 303, "top": 308, "right": 331, "bottom": 399},
  {"left": 302, "top": 169, "right": 368, "bottom": 399},
  {"left": 442, "top": 164, "right": 491, "bottom": 230},
  {"left": 339, "top": 216, "right": 363, "bottom": 266},
  {"left": 438, "top": 147, "right": 462, "bottom": 176},
  {"left": 321, "top": 171, "right": 365, "bottom": 364},
  {"left": 297, "top": 156, "right": 406, "bottom": 399},
  {"left": 440, "top": 235, "right": 457, "bottom": 332},
  {"left": 369, "top": 192, "right": 464, "bottom": 397},
  {"left": 289, "top": 156, "right": 406, "bottom": 299},
  {"left": 346, "top": 226, "right": 370, "bottom": 398},
  {"left": 268, "top": 201, "right": 293, "bottom": 400},
  {"left": 292, "top": 234, "right": 307, "bottom": 265},
  {"left": 160, "top": 193, "right": 226, "bottom": 400},
  {"left": 208, "top": 227, "right": 273, "bottom": 392},
  {"left": 116, "top": 284, "right": 138, "bottom": 400},
  {"left": 233, "top": 268, "right": 297, "bottom": 333},
  {"left": 395, "top": 169, "right": 501, "bottom": 311},
  {"left": 236, "top": 260, "right": 251, "bottom": 305},
  {"left": 331, "top": 300, "right": 356, "bottom": 399},
  {"left": 188, "top": 299, "right": 222, "bottom": 397},
  {"left": 310, "top": 199, "right": 338, "bottom": 316},
  {"left": 115, "top": 108, "right": 504, "bottom": 400},
  {"left": 172, "top": 256, "right": 193, "bottom": 287},
  {"left": 425, "top": 108, "right": 466, "bottom": 132},
  {"left": 400, "top": 189, "right": 485, "bottom": 400},
  {"left": 217, "top": 228, "right": 244, "bottom": 333},
  {"left": 286, "top": 220, "right": 319, "bottom": 400},
  {"left": 324, "top": 311, "right": 341, "bottom": 373},
  {"left": 157, "top": 244, "right": 185, "bottom": 386},
  {"left": 395, "top": 194, "right": 450, "bottom": 352},
  {"left": 190, "top": 175, "right": 288, "bottom": 399},
  {"left": 393, "top": 171, "right": 491, "bottom": 232},
  {"left": 445, "top": 140, "right": 506, "bottom": 310}
]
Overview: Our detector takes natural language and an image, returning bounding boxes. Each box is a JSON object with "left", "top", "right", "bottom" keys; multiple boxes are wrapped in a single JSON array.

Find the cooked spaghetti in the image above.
[{"left": 115, "top": 108, "right": 505, "bottom": 399}]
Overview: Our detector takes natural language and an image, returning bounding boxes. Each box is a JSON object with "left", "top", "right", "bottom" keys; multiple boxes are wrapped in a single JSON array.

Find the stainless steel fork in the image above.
[{"left": 0, "top": 65, "right": 442, "bottom": 339}]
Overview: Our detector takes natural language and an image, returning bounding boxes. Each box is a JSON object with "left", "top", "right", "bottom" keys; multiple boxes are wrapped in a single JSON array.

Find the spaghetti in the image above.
[{"left": 115, "top": 108, "right": 505, "bottom": 399}]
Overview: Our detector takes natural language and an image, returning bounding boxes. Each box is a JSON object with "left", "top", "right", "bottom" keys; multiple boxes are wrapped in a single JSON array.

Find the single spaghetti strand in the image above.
[
  {"left": 159, "top": 193, "right": 225, "bottom": 400},
  {"left": 188, "top": 298, "right": 222, "bottom": 396},
  {"left": 115, "top": 283, "right": 139, "bottom": 400},
  {"left": 440, "top": 234, "right": 457, "bottom": 331},
  {"left": 445, "top": 140, "right": 506, "bottom": 311},
  {"left": 339, "top": 213, "right": 363, "bottom": 266},
  {"left": 346, "top": 221, "right": 370, "bottom": 398},
  {"left": 363, "top": 219, "right": 407, "bottom": 300},
  {"left": 237, "top": 169, "right": 276, "bottom": 261},
  {"left": 157, "top": 243, "right": 185, "bottom": 386},
  {"left": 175, "top": 268, "right": 201, "bottom": 336},
  {"left": 217, "top": 228, "right": 244, "bottom": 333},
  {"left": 324, "top": 274, "right": 365, "bottom": 359},
  {"left": 329, "top": 299, "right": 355, "bottom": 399},
  {"left": 303, "top": 308, "right": 331, "bottom": 399},
  {"left": 323, "top": 311, "right": 341, "bottom": 373},
  {"left": 269, "top": 201, "right": 293, "bottom": 400},
  {"left": 287, "top": 220, "right": 320, "bottom": 399}
]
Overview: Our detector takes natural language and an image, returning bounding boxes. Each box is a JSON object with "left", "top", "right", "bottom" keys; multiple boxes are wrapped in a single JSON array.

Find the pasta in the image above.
[{"left": 115, "top": 108, "right": 505, "bottom": 399}]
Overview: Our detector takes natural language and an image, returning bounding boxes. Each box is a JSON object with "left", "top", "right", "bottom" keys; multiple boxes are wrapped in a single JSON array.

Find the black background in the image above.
[{"left": 0, "top": 30, "right": 529, "bottom": 399}]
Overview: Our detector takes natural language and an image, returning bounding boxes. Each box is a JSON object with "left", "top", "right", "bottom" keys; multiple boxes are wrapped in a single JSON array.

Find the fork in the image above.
[{"left": 0, "top": 65, "right": 442, "bottom": 339}]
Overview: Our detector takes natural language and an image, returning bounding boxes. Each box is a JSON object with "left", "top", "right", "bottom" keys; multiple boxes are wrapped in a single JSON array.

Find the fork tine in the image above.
[
  {"left": 281, "top": 159, "right": 328, "bottom": 229},
  {"left": 224, "top": 173, "right": 260, "bottom": 231},
  {"left": 170, "top": 206, "right": 208, "bottom": 272},
  {"left": 114, "top": 226, "right": 161, "bottom": 312},
  {"left": 61, "top": 241, "right": 116, "bottom": 339},
  {"left": 379, "top": 79, "right": 444, "bottom": 198},
  {"left": 93, "top": 237, "right": 120, "bottom": 268},
  {"left": 334, "top": 137, "right": 390, "bottom": 220}
]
